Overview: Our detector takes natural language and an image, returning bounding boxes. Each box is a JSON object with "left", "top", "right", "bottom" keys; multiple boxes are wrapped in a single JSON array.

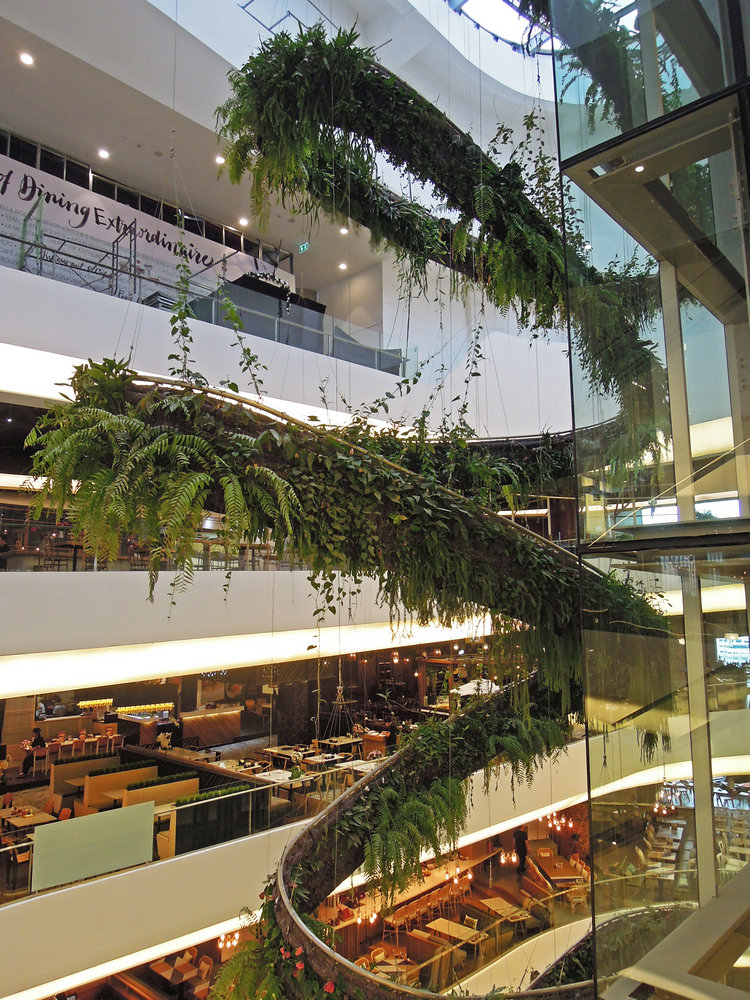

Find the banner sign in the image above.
[{"left": 0, "top": 152, "right": 292, "bottom": 300}]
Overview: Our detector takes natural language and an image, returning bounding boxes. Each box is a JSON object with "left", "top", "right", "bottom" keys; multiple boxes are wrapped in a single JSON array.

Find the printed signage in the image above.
[{"left": 0, "top": 153, "right": 293, "bottom": 299}]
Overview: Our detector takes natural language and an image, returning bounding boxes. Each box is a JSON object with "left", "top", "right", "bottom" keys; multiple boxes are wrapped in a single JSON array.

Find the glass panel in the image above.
[
  {"left": 567, "top": 193, "right": 674, "bottom": 545},
  {"left": 553, "top": 0, "right": 733, "bottom": 162},
  {"left": 584, "top": 549, "right": 697, "bottom": 980},
  {"left": 700, "top": 550, "right": 750, "bottom": 886}
]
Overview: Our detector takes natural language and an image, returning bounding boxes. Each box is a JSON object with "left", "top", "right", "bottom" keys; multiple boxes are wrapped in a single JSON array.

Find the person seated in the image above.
[{"left": 21, "top": 728, "right": 46, "bottom": 775}]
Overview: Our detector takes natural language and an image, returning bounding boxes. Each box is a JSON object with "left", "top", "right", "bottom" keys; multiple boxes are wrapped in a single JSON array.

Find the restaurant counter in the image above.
[
  {"left": 117, "top": 714, "right": 174, "bottom": 746},
  {"left": 361, "top": 731, "right": 388, "bottom": 758},
  {"left": 181, "top": 706, "right": 242, "bottom": 746},
  {"left": 36, "top": 715, "right": 94, "bottom": 740}
]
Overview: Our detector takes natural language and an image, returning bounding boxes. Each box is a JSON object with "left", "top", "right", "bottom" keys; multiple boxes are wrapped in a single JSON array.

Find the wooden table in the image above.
[
  {"left": 5, "top": 810, "right": 57, "bottom": 830},
  {"left": 336, "top": 759, "right": 381, "bottom": 777},
  {"left": 253, "top": 768, "right": 295, "bottom": 784},
  {"left": 476, "top": 896, "right": 528, "bottom": 921},
  {"left": 534, "top": 854, "right": 584, "bottom": 888},
  {"left": 154, "top": 958, "right": 199, "bottom": 998},
  {"left": 102, "top": 789, "right": 126, "bottom": 805},
  {"left": 305, "top": 754, "right": 345, "bottom": 768},
  {"left": 64, "top": 776, "right": 88, "bottom": 791},
  {"left": 318, "top": 735, "right": 362, "bottom": 753},
  {"left": 427, "top": 917, "right": 487, "bottom": 951}
]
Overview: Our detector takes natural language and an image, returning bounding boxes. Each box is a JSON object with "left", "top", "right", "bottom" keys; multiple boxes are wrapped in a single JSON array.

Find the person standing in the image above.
[
  {"left": 21, "top": 727, "right": 46, "bottom": 776},
  {"left": 513, "top": 825, "right": 528, "bottom": 874}
]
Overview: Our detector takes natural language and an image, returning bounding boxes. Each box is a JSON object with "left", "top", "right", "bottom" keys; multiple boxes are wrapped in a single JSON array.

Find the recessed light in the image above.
[
  {"left": 215, "top": 155, "right": 225, "bottom": 165},
  {"left": 634, "top": 164, "right": 645, "bottom": 173},
  {"left": 339, "top": 226, "right": 348, "bottom": 235},
  {"left": 238, "top": 217, "right": 248, "bottom": 226},
  {"left": 98, "top": 149, "right": 110, "bottom": 160},
  {"left": 20, "top": 52, "right": 34, "bottom": 66},
  {"left": 338, "top": 262, "right": 347, "bottom": 270}
]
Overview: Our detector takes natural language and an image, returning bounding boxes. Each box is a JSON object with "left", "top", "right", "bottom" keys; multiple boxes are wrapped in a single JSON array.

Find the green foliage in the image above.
[
  {"left": 125, "top": 771, "right": 197, "bottom": 791},
  {"left": 209, "top": 891, "right": 345, "bottom": 1000},
  {"left": 87, "top": 760, "right": 155, "bottom": 778},
  {"left": 216, "top": 21, "right": 669, "bottom": 482},
  {"left": 51, "top": 752, "right": 117, "bottom": 769},
  {"left": 27, "top": 362, "right": 666, "bottom": 711},
  {"left": 175, "top": 784, "right": 248, "bottom": 806}
]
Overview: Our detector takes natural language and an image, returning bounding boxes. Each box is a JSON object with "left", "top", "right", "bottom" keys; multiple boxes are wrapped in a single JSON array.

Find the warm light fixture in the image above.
[
  {"left": 338, "top": 262, "right": 347, "bottom": 270},
  {"left": 215, "top": 155, "right": 225, "bottom": 165},
  {"left": 239, "top": 217, "right": 249, "bottom": 226},
  {"left": 540, "top": 810, "right": 574, "bottom": 832},
  {"left": 20, "top": 52, "right": 34, "bottom": 66},
  {"left": 339, "top": 226, "right": 349, "bottom": 235},
  {"left": 98, "top": 149, "right": 110, "bottom": 160},
  {"left": 634, "top": 164, "right": 645, "bottom": 173}
]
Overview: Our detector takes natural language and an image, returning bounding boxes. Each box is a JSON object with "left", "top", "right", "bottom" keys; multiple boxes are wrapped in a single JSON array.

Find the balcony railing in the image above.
[{"left": 1, "top": 225, "right": 416, "bottom": 377}]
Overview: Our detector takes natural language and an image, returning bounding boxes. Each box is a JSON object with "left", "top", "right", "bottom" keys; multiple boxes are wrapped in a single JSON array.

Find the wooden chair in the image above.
[
  {"left": 190, "top": 955, "right": 213, "bottom": 994},
  {"left": 111, "top": 734, "right": 124, "bottom": 750},
  {"left": 383, "top": 906, "right": 409, "bottom": 946},
  {"left": 57, "top": 807, "right": 72, "bottom": 821},
  {"left": 566, "top": 884, "right": 587, "bottom": 916},
  {"left": 354, "top": 956, "right": 371, "bottom": 970},
  {"left": 370, "top": 947, "right": 386, "bottom": 966},
  {"left": 31, "top": 747, "right": 49, "bottom": 776},
  {"left": 70, "top": 738, "right": 85, "bottom": 758},
  {"left": 7, "top": 841, "right": 31, "bottom": 888},
  {"left": 176, "top": 947, "right": 198, "bottom": 969},
  {"left": 2, "top": 792, "right": 12, "bottom": 808},
  {"left": 413, "top": 893, "right": 431, "bottom": 925},
  {"left": 438, "top": 882, "right": 453, "bottom": 915}
]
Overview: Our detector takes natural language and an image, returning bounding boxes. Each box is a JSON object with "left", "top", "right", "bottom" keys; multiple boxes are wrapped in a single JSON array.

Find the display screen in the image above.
[{"left": 715, "top": 635, "right": 750, "bottom": 665}]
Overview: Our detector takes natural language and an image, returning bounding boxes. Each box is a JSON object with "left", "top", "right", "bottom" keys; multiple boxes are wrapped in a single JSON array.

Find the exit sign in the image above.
[{"left": 298, "top": 241, "right": 310, "bottom": 253}]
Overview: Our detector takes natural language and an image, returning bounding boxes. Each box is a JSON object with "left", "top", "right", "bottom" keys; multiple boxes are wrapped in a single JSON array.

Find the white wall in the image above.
[
  {"left": 0, "top": 267, "right": 401, "bottom": 415},
  {"left": 381, "top": 253, "right": 572, "bottom": 437},
  {"left": 0, "top": 569, "right": 483, "bottom": 696},
  {"left": 0, "top": 819, "right": 307, "bottom": 1000},
  {"left": 317, "top": 262, "right": 383, "bottom": 336}
]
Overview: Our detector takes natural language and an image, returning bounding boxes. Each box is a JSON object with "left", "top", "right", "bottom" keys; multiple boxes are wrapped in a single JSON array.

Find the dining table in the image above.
[
  {"left": 336, "top": 759, "right": 381, "bottom": 776},
  {"left": 426, "top": 917, "right": 487, "bottom": 949},
  {"left": 318, "top": 735, "right": 363, "bottom": 753},
  {"left": 53, "top": 539, "right": 85, "bottom": 571},
  {"left": 304, "top": 753, "right": 345, "bottom": 768},
  {"left": 153, "top": 957, "right": 199, "bottom": 998},
  {"left": 476, "top": 896, "right": 529, "bottom": 921},
  {"left": 4, "top": 810, "right": 58, "bottom": 830},
  {"left": 534, "top": 853, "right": 584, "bottom": 888},
  {"left": 64, "top": 776, "right": 88, "bottom": 791}
]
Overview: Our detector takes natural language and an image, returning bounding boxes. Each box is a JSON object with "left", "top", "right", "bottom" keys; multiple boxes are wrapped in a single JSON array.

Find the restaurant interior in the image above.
[{"left": 4, "top": 623, "right": 741, "bottom": 1000}]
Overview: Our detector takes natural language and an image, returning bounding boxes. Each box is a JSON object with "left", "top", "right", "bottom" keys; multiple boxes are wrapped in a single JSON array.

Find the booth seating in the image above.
[
  {"left": 405, "top": 929, "right": 465, "bottom": 991},
  {"left": 83, "top": 765, "right": 158, "bottom": 811},
  {"left": 121, "top": 776, "right": 199, "bottom": 809}
]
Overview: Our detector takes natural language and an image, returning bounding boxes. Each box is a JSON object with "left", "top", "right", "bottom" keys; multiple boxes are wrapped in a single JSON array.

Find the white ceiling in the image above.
[{"left": 0, "top": 8, "right": 378, "bottom": 293}]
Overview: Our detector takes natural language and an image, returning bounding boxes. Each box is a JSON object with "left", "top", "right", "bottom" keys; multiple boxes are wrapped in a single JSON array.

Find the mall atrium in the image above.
[{"left": 1, "top": 2, "right": 750, "bottom": 1000}]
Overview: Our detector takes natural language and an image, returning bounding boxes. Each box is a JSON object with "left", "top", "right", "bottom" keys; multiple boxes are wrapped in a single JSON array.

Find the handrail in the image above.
[{"left": 272, "top": 744, "right": 597, "bottom": 999}]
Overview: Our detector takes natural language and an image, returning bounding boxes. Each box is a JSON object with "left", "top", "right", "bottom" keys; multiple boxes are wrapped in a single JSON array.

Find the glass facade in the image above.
[{"left": 551, "top": 0, "right": 750, "bottom": 988}]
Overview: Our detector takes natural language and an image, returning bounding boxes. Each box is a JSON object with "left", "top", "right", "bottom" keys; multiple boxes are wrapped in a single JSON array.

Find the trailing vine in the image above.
[
  {"left": 216, "top": 22, "right": 670, "bottom": 478},
  {"left": 26, "top": 360, "right": 666, "bottom": 714}
]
